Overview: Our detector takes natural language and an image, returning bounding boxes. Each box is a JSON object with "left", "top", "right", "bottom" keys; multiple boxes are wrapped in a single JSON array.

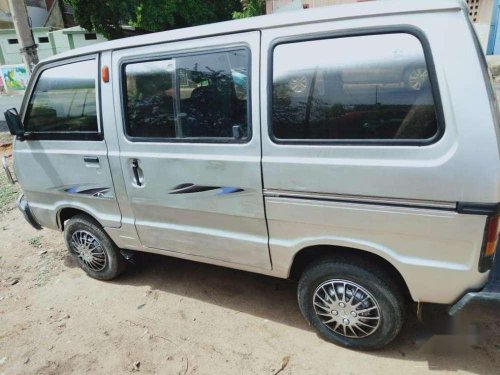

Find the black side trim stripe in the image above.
[
  {"left": 170, "top": 183, "right": 220, "bottom": 195},
  {"left": 264, "top": 189, "right": 499, "bottom": 215},
  {"left": 264, "top": 189, "right": 456, "bottom": 211},
  {"left": 457, "top": 202, "right": 500, "bottom": 216},
  {"left": 169, "top": 183, "right": 245, "bottom": 195}
]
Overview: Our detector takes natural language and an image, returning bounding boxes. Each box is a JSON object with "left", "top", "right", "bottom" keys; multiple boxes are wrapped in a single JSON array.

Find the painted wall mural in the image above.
[{"left": 0, "top": 64, "right": 29, "bottom": 91}]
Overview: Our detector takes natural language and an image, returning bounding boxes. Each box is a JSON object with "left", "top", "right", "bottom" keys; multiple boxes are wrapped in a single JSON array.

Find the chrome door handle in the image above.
[{"left": 131, "top": 159, "right": 142, "bottom": 186}]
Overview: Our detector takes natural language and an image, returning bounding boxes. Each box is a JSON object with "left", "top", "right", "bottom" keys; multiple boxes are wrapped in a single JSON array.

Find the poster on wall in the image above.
[{"left": 0, "top": 65, "right": 29, "bottom": 91}]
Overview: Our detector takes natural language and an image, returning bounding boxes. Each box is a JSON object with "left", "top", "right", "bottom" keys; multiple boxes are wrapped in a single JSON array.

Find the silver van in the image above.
[{"left": 3, "top": 0, "right": 499, "bottom": 350}]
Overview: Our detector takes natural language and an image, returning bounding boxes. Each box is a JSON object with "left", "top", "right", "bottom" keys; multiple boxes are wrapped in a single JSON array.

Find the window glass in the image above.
[
  {"left": 124, "top": 49, "right": 250, "bottom": 140},
  {"left": 272, "top": 33, "right": 438, "bottom": 142},
  {"left": 25, "top": 60, "right": 98, "bottom": 133}
]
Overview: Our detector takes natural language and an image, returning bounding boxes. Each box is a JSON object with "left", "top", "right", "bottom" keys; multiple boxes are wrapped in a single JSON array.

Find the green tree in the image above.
[
  {"left": 233, "top": 0, "right": 265, "bottom": 19},
  {"left": 64, "top": 0, "right": 135, "bottom": 39},
  {"left": 132, "top": 0, "right": 242, "bottom": 32},
  {"left": 65, "top": 0, "right": 243, "bottom": 39}
]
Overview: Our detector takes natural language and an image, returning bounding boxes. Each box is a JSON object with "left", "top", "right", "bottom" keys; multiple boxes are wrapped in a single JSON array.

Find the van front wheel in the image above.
[
  {"left": 297, "top": 258, "right": 405, "bottom": 350},
  {"left": 64, "top": 215, "right": 126, "bottom": 280}
]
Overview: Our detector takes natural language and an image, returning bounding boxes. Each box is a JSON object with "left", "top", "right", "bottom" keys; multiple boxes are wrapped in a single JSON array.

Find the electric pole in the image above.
[{"left": 8, "top": 0, "right": 39, "bottom": 72}]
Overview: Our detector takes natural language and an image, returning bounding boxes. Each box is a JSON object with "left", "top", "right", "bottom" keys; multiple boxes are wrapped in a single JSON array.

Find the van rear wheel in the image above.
[
  {"left": 297, "top": 258, "right": 405, "bottom": 350},
  {"left": 64, "top": 215, "right": 127, "bottom": 280}
]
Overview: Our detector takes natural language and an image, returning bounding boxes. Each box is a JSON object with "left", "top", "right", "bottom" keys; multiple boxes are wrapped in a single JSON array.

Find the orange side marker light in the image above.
[{"left": 102, "top": 66, "right": 109, "bottom": 83}]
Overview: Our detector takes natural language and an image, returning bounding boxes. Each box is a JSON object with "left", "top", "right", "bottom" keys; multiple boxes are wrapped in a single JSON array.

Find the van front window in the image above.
[{"left": 25, "top": 59, "right": 98, "bottom": 134}]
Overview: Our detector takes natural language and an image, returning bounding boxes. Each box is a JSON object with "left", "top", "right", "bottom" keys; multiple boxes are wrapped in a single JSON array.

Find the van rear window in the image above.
[
  {"left": 24, "top": 59, "right": 98, "bottom": 135},
  {"left": 123, "top": 48, "right": 250, "bottom": 142},
  {"left": 271, "top": 33, "right": 439, "bottom": 143}
]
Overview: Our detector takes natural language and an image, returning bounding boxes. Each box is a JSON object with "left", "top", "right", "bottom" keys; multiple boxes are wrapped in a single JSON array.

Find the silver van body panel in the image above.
[
  {"left": 265, "top": 197, "right": 488, "bottom": 303},
  {"left": 12, "top": 0, "right": 499, "bottom": 306},
  {"left": 13, "top": 140, "right": 121, "bottom": 231}
]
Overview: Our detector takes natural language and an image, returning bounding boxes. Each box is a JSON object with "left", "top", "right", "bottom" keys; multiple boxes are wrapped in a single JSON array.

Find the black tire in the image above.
[
  {"left": 298, "top": 257, "right": 405, "bottom": 350},
  {"left": 64, "top": 214, "right": 127, "bottom": 280}
]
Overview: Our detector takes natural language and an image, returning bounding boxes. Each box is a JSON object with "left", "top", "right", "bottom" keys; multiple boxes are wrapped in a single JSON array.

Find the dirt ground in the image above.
[
  {"left": 0, "top": 192, "right": 499, "bottom": 374},
  {"left": 0, "top": 122, "right": 12, "bottom": 147}
]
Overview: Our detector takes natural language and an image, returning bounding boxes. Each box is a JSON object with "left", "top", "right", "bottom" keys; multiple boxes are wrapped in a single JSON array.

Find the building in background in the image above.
[
  {"left": 0, "top": 1, "right": 106, "bottom": 93},
  {"left": 0, "top": 0, "right": 76, "bottom": 29},
  {"left": 0, "top": 26, "right": 107, "bottom": 65},
  {"left": 266, "top": 0, "right": 358, "bottom": 13}
]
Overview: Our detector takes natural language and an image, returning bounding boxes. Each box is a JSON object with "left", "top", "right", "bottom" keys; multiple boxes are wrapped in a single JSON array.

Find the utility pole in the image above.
[{"left": 8, "top": 0, "right": 39, "bottom": 72}]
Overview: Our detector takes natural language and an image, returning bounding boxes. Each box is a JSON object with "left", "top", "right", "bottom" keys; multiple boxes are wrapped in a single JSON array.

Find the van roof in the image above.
[{"left": 43, "top": 0, "right": 465, "bottom": 63}]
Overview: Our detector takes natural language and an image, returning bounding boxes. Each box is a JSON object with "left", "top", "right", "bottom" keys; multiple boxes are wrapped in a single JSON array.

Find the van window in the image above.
[
  {"left": 123, "top": 48, "right": 250, "bottom": 141},
  {"left": 24, "top": 59, "right": 98, "bottom": 135},
  {"left": 271, "top": 33, "right": 439, "bottom": 142}
]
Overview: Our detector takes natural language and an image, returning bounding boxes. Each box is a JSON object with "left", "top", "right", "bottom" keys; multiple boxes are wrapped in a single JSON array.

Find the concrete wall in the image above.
[
  {"left": 49, "top": 27, "right": 107, "bottom": 54},
  {"left": 468, "top": 0, "right": 494, "bottom": 52},
  {"left": 0, "top": 26, "right": 107, "bottom": 65},
  {"left": 0, "top": 28, "right": 53, "bottom": 65}
]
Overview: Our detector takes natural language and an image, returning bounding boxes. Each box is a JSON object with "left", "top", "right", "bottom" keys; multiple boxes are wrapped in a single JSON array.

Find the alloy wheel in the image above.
[
  {"left": 70, "top": 230, "right": 107, "bottom": 272},
  {"left": 313, "top": 279, "right": 381, "bottom": 338}
]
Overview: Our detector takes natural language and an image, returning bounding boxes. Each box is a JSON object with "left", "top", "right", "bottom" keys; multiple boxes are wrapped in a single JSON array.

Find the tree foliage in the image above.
[
  {"left": 64, "top": 0, "right": 244, "bottom": 39},
  {"left": 64, "top": 0, "right": 135, "bottom": 39},
  {"left": 233, "top": 0, "right": 266, "bottom": 19}
]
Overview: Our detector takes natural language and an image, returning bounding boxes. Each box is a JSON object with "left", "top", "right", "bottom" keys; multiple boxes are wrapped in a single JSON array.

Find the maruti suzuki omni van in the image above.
[{"left": 3, "top": 0, "right": 499, "bottom": 350}]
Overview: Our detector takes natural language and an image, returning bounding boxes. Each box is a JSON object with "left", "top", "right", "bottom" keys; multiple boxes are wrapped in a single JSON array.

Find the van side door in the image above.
[
  {"left": 14, "top": 56, "right": 121, "bottom": 230},
  {"left": 111, "top": 32, "right": 271, "bottom": 270}
]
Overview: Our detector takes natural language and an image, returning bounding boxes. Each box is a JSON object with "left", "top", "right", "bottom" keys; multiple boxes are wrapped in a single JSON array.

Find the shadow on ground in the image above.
[{"left": 77, "top": 251, "right": 500, "bottom": 374}]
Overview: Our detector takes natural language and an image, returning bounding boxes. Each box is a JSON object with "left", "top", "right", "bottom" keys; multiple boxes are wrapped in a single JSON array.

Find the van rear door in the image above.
[{"left": 14, "top": 55, "right": 121, "bottom": 230}]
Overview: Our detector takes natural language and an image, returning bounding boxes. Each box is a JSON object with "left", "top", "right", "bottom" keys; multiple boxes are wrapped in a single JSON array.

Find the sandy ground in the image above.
[
  {"left": 0, "top": 196, "right": 499, "bottom": 375},
  {"left": 0, "top": 122, "right": 12, "bottom": 147}
]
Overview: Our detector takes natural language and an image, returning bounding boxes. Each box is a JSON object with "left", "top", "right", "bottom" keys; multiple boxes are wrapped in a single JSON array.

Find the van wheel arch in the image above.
[
  {"left": 289, "top": 245, "right": 411, "bottom": 300},
  {"left": 58, "top": 207, "right": 101, "bottom": 231}
]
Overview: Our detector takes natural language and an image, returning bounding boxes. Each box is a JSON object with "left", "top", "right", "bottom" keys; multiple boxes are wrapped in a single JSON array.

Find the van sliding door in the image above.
[{"left": 111, "top": 32, "right": 271, "bottom": 270}]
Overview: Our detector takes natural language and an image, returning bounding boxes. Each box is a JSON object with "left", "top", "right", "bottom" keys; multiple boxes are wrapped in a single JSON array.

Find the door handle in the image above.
[
  {"left": 84, "top": 156, "right": 99, "bottom": 164},
  {"left": 131, "top": 159, "right": 142, "bottom": 186}
]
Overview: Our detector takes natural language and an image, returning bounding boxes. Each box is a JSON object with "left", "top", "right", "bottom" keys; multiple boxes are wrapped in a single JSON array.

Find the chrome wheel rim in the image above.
[
  {"left": 288, "top": 76, "right": 308, "bottom": 93},
  {"left": 407, "top": 68, "right": 428, "bottom": 91},
  {"left": 313, "top": 279, "right": 381, "bottom": 338},
  {"left": 70, "top": 230, "right": 107, "bottom": 272}
]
